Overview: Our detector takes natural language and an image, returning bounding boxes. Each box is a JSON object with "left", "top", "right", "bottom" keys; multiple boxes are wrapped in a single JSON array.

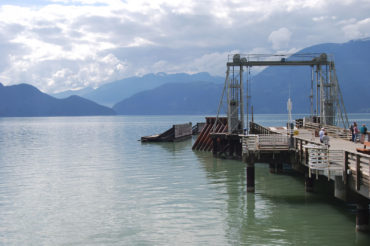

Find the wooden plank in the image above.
[
  {"left": 344, "top": 151, "right": 349, "bottom": 184},
  {"left": 356, "top": 155, "right": 361, "bottom": 191}
]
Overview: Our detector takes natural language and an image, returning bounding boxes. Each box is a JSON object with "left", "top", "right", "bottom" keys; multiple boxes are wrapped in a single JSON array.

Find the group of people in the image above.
[
  {"left": 319, "top": 123, "right": 367, "bottom": 146},
  {"left": 319, "top": 128, "right": 330, "bottom": 147},
  {"left": 350, "top": 122, "right": 368, "bottom": 143}
]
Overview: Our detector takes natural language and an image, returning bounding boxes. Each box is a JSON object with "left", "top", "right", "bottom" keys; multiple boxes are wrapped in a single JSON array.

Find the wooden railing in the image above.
[
  {"left": 294, "top": 136, "right": 370, "bottom": 198},
  {"left": 344, "top": 151, "right": 370, "bottom": 192},
  {"left": 259, "top": 135, "right": 289, "bottom": 150},
  {"left": 242, "top": 134, "right": 289, "bottom": 152},
  {"left": 249, "top": 122, "right": 279, "bottom": 135},
  {"left": 303, "top": 121, "right": 351, "bottom": 140}
]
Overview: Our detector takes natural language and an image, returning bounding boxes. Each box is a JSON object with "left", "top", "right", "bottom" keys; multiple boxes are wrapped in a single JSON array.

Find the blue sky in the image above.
[{"left": 0, "top": 0, "right": 370, "bottom": 93}]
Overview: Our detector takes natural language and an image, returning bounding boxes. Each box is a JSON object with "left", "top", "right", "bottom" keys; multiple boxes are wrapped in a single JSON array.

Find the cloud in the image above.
[
  {"left": 342, "top": 18, "right": 370, "bottom": 39},
  {"left": 0, "top": 0, "right": 369, "bottom": 93},
  {"left": 268, "top": 27, "right": 292, "bottom": 50}
]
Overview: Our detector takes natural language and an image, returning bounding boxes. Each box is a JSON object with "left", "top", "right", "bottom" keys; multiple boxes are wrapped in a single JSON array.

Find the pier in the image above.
[
  {"left": 194, "top": 119, "right": 370, "bottom": 232},
  {"left": 192, "top": 53, "right": 370, "bottom": 232}
]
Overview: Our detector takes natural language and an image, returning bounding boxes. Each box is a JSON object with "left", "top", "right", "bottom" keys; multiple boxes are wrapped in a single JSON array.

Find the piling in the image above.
[
  {"left": 356, "top": 203, "right": 369, "bottom": 232},
  {"left": 276, "top": 162, "right": 283, "bottom": 174},
  {"left": 246, "top": 160, "right": 255, "bottom": 192},
  {"left": 334, "top": 176, "right": 347, "bottom": 201},
  {"left": 305, "top": 173, "right": 314, "bottom": 192},
  {"left": 269, "top": 162, "right": 277, "bottom": 173}
]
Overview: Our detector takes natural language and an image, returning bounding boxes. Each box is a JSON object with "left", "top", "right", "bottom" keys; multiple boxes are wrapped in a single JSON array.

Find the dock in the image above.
[
  {"left": 141, "top": 122, "right": 192, "bottom": 142},
  {"left": 193, "top": 120, "right": 370, "bottom": 231}
]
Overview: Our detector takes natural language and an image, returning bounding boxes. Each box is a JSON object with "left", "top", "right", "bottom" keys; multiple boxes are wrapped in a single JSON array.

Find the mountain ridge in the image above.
[
  {"left": 0, "top": 83, "right": 115, "bottom": 117},
  {"left": 52, "top": 72, "right": 224, "bottom": 107}
]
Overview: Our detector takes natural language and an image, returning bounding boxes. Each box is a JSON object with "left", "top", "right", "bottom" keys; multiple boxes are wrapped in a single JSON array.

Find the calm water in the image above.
[{"left": 0, "top": 115, "right": 369, "bottom": 245}]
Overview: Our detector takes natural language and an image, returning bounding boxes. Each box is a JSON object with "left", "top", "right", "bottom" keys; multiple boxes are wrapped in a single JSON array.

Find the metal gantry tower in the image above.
[{"left": 214, "top": 53, "right": 349, "bottom": 134}]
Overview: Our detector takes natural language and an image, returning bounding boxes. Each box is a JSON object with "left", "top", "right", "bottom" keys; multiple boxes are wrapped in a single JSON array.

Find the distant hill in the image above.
[
  {"left": 0, "top": 83, "right": 115, "bottom": 117},
  {"left": 250, "top": 38, "right": 370, "bottom": 113},
  {"left": 52, "top": 87, "right": 95, "bottom": 99},
  {"left": 52, "top": 72, "right": 224, "bottom": 107},
  {"left": 113, "top": 81, "right": 223, "bottom": 115}
]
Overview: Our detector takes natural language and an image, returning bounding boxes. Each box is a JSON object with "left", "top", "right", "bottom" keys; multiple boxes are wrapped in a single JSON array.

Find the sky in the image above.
[{"left": 0, "top": 0, "right": 370, "bottom": 93}]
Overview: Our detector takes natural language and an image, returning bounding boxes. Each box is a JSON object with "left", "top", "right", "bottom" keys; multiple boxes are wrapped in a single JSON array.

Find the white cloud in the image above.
[
  {"left": 268, "top": 27, "right": 292, "bottom": 50},
  {"left": 342, "top": 18, "right": 370, "bottom": 39},
  {"left": 0, "top": 0, "right": 369, "bottom": 93}
]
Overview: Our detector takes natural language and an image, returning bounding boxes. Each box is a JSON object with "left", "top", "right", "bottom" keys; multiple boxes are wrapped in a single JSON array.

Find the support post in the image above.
[
  {"left": 269, "top": 162, "right": 276, "bottom": 173},
  {"left": 356, "top": 203, "right": 369, "bottom": 232},
  {"left": 240, "top": 65, "right": 244, "bottom": 132},
  {"left": 356, "top": 155, "right": 361, "bottom": 191},
  {"left": 276, "top": 162, "right": 283, "bottom": 174},
  {"left": 246, "top": 160, "right": 255, "bottom": 193},
  {"left": 344, "top": 151, "right": 349, "bottom": 184},
  {"left": 334, "top": 176, "right": 347, "bottom": 201},
  {"left": 305, "top": 172, "right": 314, "bottom": 192}
]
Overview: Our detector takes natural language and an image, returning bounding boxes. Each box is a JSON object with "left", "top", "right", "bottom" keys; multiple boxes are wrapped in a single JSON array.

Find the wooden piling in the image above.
[
  {"left": 246, "top": 160, "right": 255, "bottom": 192},
  {"left": 356, "top": 203, "right": 369, "bottom": 232},
  {"left": 276, "top": 162, "right": 283, "bottom": 174},
  {"left": 305, "top": 173, "right": 314, "bottom": 192},
  {"left": 334, "top": 176, "right": 347, "bottom": 201},
  {"left": 269, "top": 162, "right": 276, "bottom": 173}
]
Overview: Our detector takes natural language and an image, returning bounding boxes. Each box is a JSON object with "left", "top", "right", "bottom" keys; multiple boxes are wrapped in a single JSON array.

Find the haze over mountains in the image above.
[
  {"left": 1, "top": 38, "right": 369, "bottom": 117},
  {"left": 53, "top": 72, "right": 224, "bottom": 107}
]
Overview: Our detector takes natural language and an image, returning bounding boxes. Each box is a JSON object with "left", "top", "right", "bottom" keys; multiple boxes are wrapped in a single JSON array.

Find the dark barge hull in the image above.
[{"left": 141, "top": 123, "right": 192, "bottom": 142}]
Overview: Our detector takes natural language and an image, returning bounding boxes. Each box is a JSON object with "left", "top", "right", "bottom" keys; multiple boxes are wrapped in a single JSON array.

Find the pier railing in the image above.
[
  {"left": 303, "top": 144, "right": 344, "bottom": 179},
  {"left": 242, "top": 134, "right": 289, "bottom": 153},
  {"left": 302, "top": 121, "right": 351, "bottom": 140},
  {"left": 345, "top": 152, "right": 370, "bottom": 193},
  {"left": 294, "top": 136, "right": 370, "bottom": 198},
  {"left": 250, "top": 122, "right": 279, "bottom": 135}
]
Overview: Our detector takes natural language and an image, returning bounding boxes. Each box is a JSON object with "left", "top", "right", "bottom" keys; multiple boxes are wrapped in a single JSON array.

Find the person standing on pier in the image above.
[
  {"left": 350, "top": 123, "right": 354, "bottom": 141},
  {"left": 353, "top": 122, "right": 359, "bottom": 143},
  {"left": 323, "top": 132, "right": 330, "bottom": 147},
  {"left": 319, "top": 128, "right": 325, "bottom": 143},
  {"left": 360, "top": 124, "right": 367, "bottom": 143}
]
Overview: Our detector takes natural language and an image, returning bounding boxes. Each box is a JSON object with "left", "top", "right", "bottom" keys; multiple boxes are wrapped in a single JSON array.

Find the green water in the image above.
[{"left": 0, "top": 115, "right": 369, "bottom": 245}]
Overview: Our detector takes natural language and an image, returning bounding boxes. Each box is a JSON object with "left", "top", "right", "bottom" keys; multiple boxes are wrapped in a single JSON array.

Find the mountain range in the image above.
[
  {"left": 0, "top": 83, "right": 115, "bottom": 117},
  {"left": 53, "top": 72, "right": 224, "bottom": 107},
  {"left": 113, "top": 81, "right": 223, "bottom": 115}
]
